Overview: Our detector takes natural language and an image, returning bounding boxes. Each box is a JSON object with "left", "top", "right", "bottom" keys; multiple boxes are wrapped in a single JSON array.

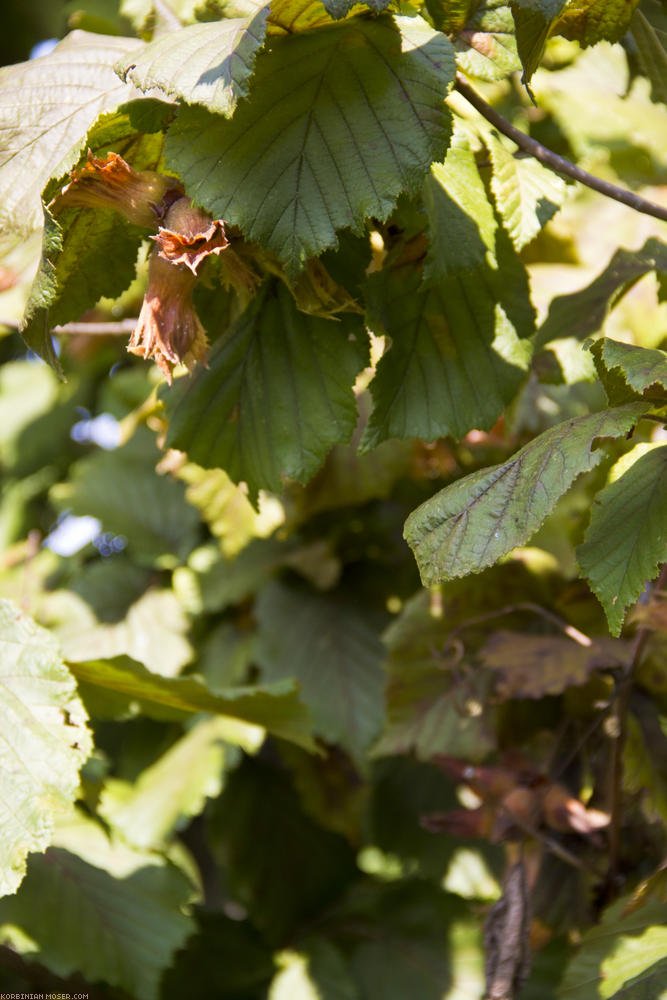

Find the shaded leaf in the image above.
[
  {"left": 632, "top": 4, "right": 667, "bottom": 105},
  {"left": 165, "top": 16, "right": 454, "bottom": 274},
  {"left": 117, "top": 11, "right": 269, "bottom": 115},
  {"left": 480, "top": 631, "right": 629, "bottom": 698},
  {"left": 162, "top": 910, "right": 276, "bottom": 999},
  {"left": 0, "top": 601, "right": 92, "bottom": 897},
  {"left": 486, "top": 130, "right": 567, "bottom": 250},
  {"left": 536, "top": 239, "right": 667, "bottom": 349},
  {"left": 99, "top": 716, "right": 236, "bottom": 848},
  {"left": 0, "top": 813, "right": 194, "bottom": 1000},
  {"left": 163, "top": 281, "right": 368, "bottom": 497},
  {"left": 578, "top": 444, "right": 667, "bottom": 636},
  {"left": 511, "top": 0, "right": 567, "bottom": 84},
  {"left": 270, "top": 940, "right": 360, "bottom": 1000},
  {"left": 454, "top": 0, "right": 521, "bottom": 81},
  {"left": 404, "top": 403, "right": 648, "bottom": 586},
  {"left": 0, "top": 31, "right": 141, "bottom": 241},
  {"left": 624, "top": 696, "right": 667, "bottom": 826},
  {"left": 361, "top": 247, "right": 533, "bottom": 450},
  {"left": 558, "top": 896, "right": 667, "bottom": 999},
  {"left": 50, "top": 432, "right": 201, "bottom": 567},
  {"left": 255, "top": 581, "right": 386, "bottom": 763},
  {"left": 209, "top": 756, "right": 357, "bottom": 943},
  {"left": 67, "top": 654, "right": 318, "bottom": 750},
  {"left": 173, "top": 537, "right": 288, "bottom": 613}
]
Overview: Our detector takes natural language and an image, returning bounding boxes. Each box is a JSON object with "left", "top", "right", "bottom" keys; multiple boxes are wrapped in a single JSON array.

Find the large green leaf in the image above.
[
  {"left": 100, "top": 716, "right": 237, "bottom": 849},
  {"left": 578, "top": 445, "right": 667, "bottom": 636},
  {"left": 67, "top": 654, "right": 318, "bottom": 750},
  {"left": 593, "top": 338, "right": 667, "bottom": 397},
  {"left": 50, "top": 432, "right": 201, "bottom": 567},
  {"left": 632, "top": 2, "right": 667, "bottom": 105},
  {"left": 404, "top": 403, "right": 648, "bottom": 586},
  {"left": 554, "top": 0, "right": 642, "bottom": 47},
  {"left": 360, "top": 245, "right": 533, "bottom": 450},
  {"left": 536, "top": 239, "right": 667, "bottom": 349},
  {"left": 255, "top": 581, "right": 386, "bottom": 763},
  {"left": 163, "top": 281, "right": 368, "bottom": 497},
  {"left": 165, "top": 15, "right": 455, "bottom": 273},
  {"left": 117, "top": 11, "right": 269, "bottom": 115},
  {"left": 0, "top": 602, "right": 92, "bottom": 898},
  {"left": 558, "top": 896, "right": 667, "bottom": 999},
  {"left": 0, "top": 31, "right": 141, "bottom": 243},
  {"left": 0, "top": 813, "right": 194, "bottom": 1000}
]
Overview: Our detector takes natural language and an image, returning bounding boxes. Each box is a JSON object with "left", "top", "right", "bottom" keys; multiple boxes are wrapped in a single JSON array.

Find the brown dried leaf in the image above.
[{"left": 480, "top": 631, "right": 629, "bottom": 699}]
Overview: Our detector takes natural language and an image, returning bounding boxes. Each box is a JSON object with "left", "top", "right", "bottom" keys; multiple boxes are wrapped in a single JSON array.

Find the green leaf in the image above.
[
  {"left": 536, "top": 239, "right": 667, "bottom": 349},
  {"left": 320, "top": 0, "right": 391, "bottom": 19},
  {"left": 558, "top": 896, "right": 667, "bottom": 999},
  {"left": 0, "top": 813, "right": 194, "bottom": 1000},
  {"left": 361, "top": 240, "right": 534, "bottom": 450},
  {"left": 404, "top": 403, "right": 648, "bottom": 586},
  {"left": 578, "top": 445, "right": 667, "bottom": 635},
  {"left": 67, "top": 654, "right": 318, "bottom": 750},
  {"left": 51, "top": 432, "right": 201, "bottom": 567},
  {"left": 485, "top": 130, "right": 567, "bottom": 250},
  {"left": 454, "top": 0, "right": 521, "bottom": 81},
  {"left": 554, "top": 0, "right": 642, "bottom": 47},
  {"left": 21, "top": 207, "right": 145, "bottom": 370},
  {"left": 99, "top": 716, "right": 237, "bottom": 848},
  {"left": 0, "top": 31, "right": 141, "bottom": 242},
  {"left": 117, "top": 11, "right": 269, "bottom": 115},
  {"left": 511, "top": 0, "right": 567, "bottom": 85},
  {"left": 632, "top": 4, "right": 667, "bottom": 105},
  {"left": 209, "top": 756, "right": 357, "bottom": 943},
  {"left": 594, "top": 337, "right": 667, "bottom": 396},
  {"left": 163, "top": 281, "right": 368, "bottom": 497},
  {"left": 422, "top": 138, "right": 498, "bottom": 280},
  {"left": 255, "top": 581, "right": 386, "bottom": 763},
  {"left": 624, "top": 699, "right": 667, "bottom": 826},
  {"left": 173, "top": 537, "right": 289, "bottom": 613},
  {"left": 607, "top": 958, "right": 667, "bottom": 999},
  {"left": 0, "top": 601, "right": 92, "bottom": 897},
  {"left": 165, "top": 15, "right": 455, "bottom": 273}
]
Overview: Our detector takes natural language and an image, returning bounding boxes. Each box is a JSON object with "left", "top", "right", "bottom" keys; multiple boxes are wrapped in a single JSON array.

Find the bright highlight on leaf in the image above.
[
  {"left": 0, "top": 31, "right": 142, "bottom": 242},
  {"left": 404, "top": 403, "right": 648, "bottom": 586},
  {"left": 0, "top": 601, "right": 92, "bottom": 898},
  {"left": 116, "top": 12, "right": 269, "bottom": 116},
  {"left": 165, "top": 15, "right": 455, "bottom": 273}
]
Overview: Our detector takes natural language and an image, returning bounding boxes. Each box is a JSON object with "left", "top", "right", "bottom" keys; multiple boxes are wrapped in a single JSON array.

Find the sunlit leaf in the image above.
[
  {"left": 270, "top": 940, "right": 359, "bottom": 1000},
  {"left": 100, "top": 716, "right": 238, "bottom": 848},
  {"left": 405, "top": 403, "right": 648, "bottom": 586},
  {"left": 485, "top": 130, "right": 567, "bottom": 250},
  {"left": 255, "top": 581, "right": 386, "bottom": 763},
  {"left": 578, "top": 444, "right": 667, "bottom": 635},
  {"left": 67, "top": 654, "right": 318, "bottom": 750},
  {"left": 165, "top": 16, "right": 454, "bottom": 273},
  {"left": 454, "top": 0, "right": 521, "bottom": 80},
  {"left": 554, "top": 0, "right": 642, "bottom": 47},
  {"left": 0, "top": 31, "right": 141, "bottom": 241},
  {"left": 163, "top": 281, "right": 368, "bottom": 497},
  {"left": 0, "top": 601, "right": 92, "bottom": 897},
  {"left": 558, "top": 896, "right": 667, "bottom": 999},
  {"left": 0, "top": 813, "right": 194, "bottom": 999},
  {"left": 117, "top": 12, "right": 269, "bottom": 115},
  {"left": 593, "top": 337, "right": 667, "bottom": 396}
]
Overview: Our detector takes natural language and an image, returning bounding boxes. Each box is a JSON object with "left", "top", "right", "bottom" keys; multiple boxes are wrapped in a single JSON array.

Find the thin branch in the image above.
[
  {"left": 454, "top": 74, "right": 667, "bottom": 224},
  {"left": 448, "top": 601, "right": 593, "bottom": 647},
  {"left": 0, "top": 317, "right": 137, "bottom": 336}
]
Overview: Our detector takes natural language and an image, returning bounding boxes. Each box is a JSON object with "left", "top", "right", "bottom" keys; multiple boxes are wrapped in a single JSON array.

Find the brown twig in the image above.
[
  {"left": 447, "top": 601, "right": 592, "bottom": 647},
  {"left": 454, "top": 74, "right": 667, "bottom": 224},
  {"left": 0, "top": 318, "right": 137, "bottom": 336}
]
